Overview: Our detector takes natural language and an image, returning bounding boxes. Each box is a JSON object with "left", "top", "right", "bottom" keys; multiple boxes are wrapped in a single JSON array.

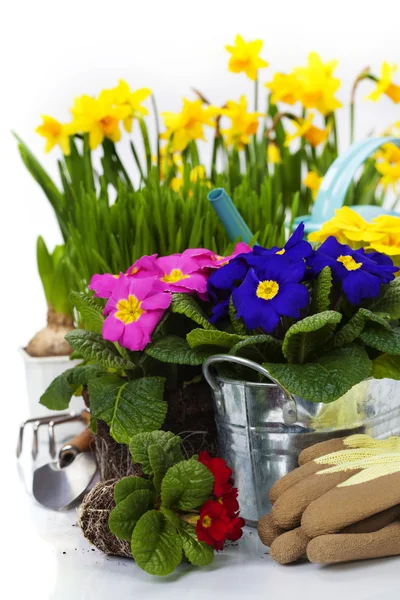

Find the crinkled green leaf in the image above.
[
  {"left": 114, "top": 476, "right": 154, "bottom": 504},
  {"left": 69, "top": 291, "right": 104, "bottom": 333},
  {"left": 40, "top": 367, "right": 79, "bottom": 410},
  {"left": 171, "top": 293, "right": 215, "bottom": 330},
  {"left": 360, "top": 326, "right": 400, "bottom": 355},
  {"left": 371, "top": 354, "right": 400, "bottom": 380},
  {"left": 282, "top": 311, "right": 342, "bottom": 363},
  {"left": 330, "top": 308, "right": 391, "bottom": 348},
  {"left": 148, "top": 444, "right": 171, "bottom": 491},
  {"left": 66, "top": 364, "right": 106, "bottom": 386},
  {"left": 312, "top": 266, "right": 332, "bottom": 313},
  {"left": 88, "top": 375, "right": 167, "bottom": 444},
  {"left": 370, "top": 278, "right": 400, "bottom": 319},
  {"left": 229, "top": 334, "right": 282, "bottom": 358},
  {"left": 179, "top": 522, "right": 214, "bottom": 566},
  {"left": 131, "top": 510, "right": 182, "bottom": 576},
  {"left": 229, "top": 298, "right": 247, "bottom": 335},
  {"left": 129, "top": 431, "right": 183, "bottom": 475},
  {"left": 65, "top": 329, "right": 136, "bottom": 371},
  {"left": 161, "top": 461, "right": 214, "bottom": 510},
  {"left": 145, "top": 335, "right": 210, "bottom": 365},
  {"left": 187, "top": 328, "right": 245, "bottom": 349},
  {"left": 264, "top": 345, "right": 371, "bottom": 403},
  {"left": 160, "top": 507, "right": 181, "bottom": 528},
  {"left": 108, "top": 489, "right": 155, "bottom": 541}
]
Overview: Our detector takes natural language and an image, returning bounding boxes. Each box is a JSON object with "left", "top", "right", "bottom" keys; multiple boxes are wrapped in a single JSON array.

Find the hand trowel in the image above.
[{"left": 33, "top": 427, "right": 97, "bottom": 510}]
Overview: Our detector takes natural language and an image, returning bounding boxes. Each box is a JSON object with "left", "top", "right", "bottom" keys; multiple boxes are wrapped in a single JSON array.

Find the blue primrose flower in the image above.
[
  {"left": 231, "top": 256, "right": 310, "bottom": 333},
  {"left": 307, "top": 237, "right": 398, "bottom": 305},
  {"left": 207, "top": 254, "right": 251, "bottom": 323},
  {"left": 252, "top": 222, "right": 313, "bottom": 262}
]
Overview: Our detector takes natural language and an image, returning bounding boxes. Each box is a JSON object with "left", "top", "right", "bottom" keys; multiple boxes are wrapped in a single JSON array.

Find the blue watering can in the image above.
[{"left": 208, "top": 137, "right": 400, "bottom": 243}]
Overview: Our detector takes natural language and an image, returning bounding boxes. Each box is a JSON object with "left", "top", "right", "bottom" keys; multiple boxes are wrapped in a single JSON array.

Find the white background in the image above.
[{"left": 1, "top": 0, "right": 400, "bottom": 416}]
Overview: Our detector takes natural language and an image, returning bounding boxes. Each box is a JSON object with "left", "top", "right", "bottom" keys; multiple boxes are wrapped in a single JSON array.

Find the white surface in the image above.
[{"left": 3, "top": 417, "right": 400, "bottom": 600}]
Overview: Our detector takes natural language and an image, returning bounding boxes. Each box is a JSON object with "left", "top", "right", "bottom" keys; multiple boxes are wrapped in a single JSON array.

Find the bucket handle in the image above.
[{"left": 202, "top": 354, "right": 298, "bottom": 426}]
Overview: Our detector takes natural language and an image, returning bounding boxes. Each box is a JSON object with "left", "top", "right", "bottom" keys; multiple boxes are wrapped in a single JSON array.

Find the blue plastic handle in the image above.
[
  {"left": 207, "top": 188, "right": 255, "bottom": 244},
  {"left": 312, "top": 136, "right": 400, "bottom": 222}
]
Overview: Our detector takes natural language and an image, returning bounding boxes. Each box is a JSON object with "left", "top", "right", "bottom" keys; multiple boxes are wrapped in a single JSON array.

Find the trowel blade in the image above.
[{"left": 33, "top": 453, "right": 97, "bottom": 510}]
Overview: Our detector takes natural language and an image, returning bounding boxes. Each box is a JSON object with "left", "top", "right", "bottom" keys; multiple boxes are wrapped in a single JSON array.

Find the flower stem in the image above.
[{"left": 350, "top": 67, "right": 371, "bottom": 144}]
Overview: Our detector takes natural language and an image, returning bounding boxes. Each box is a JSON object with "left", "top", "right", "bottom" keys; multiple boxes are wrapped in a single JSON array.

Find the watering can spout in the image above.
[{"left": 208, "top": 188, "right": 255, "bottom": 244}]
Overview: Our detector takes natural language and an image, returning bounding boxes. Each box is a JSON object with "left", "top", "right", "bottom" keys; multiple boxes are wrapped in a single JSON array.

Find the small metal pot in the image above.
[{"left": 203, "top": 354, "right": 400, "bottom": 526}]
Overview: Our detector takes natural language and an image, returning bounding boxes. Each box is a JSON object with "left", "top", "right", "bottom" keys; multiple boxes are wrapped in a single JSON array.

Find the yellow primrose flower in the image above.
[
  {"left": 220, "top": 96, "right": 263, "bottom": 149},
  {"left": 366, "top": 62, "right": 400, "bottom": 103},
  {"left": 285, "top": 113, "right": 329, "bottom": 148},
  {"left": 36, "top": 116, "right": 74, "bottom": 155},
  {"left": 265, "top": 72, "right": 302, "bottom": 105},
  {"left": 303, "top": 171, "right": 323, "bottom": 199},
  {"left": 71, "top": 91, "right": 130, "bottom": 150},
  {"left": 368, "top": 215, "right": 400, "bottom": 256},
  {"left": 161, "top": 99, "right": 217, "bottom": 152},
  {"left": 375, "top": 143, "right": 400, "bottom": 164},
  {"left": 111, "top": 80, "right": 151, "bottom": 132},
  {"left": 308, "top": 207, "right": 385, "bottom": 245},
  {"left": 267, "top": 143, "right": 281, "bottom": 164},
  {"left": 293, "top": 52, "right": 342, "bottom": 115},
  {"left": 225, "top": 34, "right": 268, "bottom": 81}
]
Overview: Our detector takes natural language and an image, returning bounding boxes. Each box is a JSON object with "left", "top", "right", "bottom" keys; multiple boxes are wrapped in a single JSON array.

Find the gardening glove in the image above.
[{"left": 258, "top": 434, "right": 400, "bottom": 565}]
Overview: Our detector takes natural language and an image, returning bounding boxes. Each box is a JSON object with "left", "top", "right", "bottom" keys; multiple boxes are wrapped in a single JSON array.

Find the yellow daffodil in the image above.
[
  {"left": 225, "top": 34, "right": 268, "bottom": 81},
  {"left": 71, "top": 91, "right": 130, "bottom": 150},
  {"left": 267, "top": 143, "right": 281, "bottom": 164},
  {"left": 161, "top": 99, "right": 217, "bottom": 152},
  {"left": 293, "top": 52, "right": 342, "bottom": 115},
  {"left": 111, "top": 80, "right": 151, "bottom": 132},
  {"left": 366, "top": 62, "right": 400, "bottom": 103},
  {"left": 220, "top": 96, "right": 263, "bottom": 149},
  {"left": 308, "top": 207, "right": 386, "bottom": 245},
  {"left": 170, "top": 164, "right": 210, "bottom": 193},
  {"left": 265, "top": 72, "right": 302, "bottom": 105},
  {"left": 376, "top": 160, "right": 400, "bottom": 190},
  {"left": 375, "top": 143, "right": 400, "bottom": 164},
  {"left": 303, "top": 171, "right": 323, "bottom": 199},
  {"left": 285, "top": 113, "right": 329, "bottom": 148},
  {"left": 36, "top": 116, "right": 74, "bottom": 155}
]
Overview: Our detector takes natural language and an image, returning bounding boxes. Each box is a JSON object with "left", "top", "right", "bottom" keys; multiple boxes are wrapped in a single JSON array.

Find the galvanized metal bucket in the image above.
[{"left": 203, "top": 354, "right": 400, "bottom": 526}]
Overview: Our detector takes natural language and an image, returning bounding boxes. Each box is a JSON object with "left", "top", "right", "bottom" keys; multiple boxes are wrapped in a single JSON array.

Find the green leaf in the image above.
[
  {"left": 360, "top": 326, "right": 400, "bottom": 354},
  {"left": 36, "top": 236, "right": 54, "bottom": 305},
  {"left": 114, "top": 476, "right": 155, "bottom": 504},
  {"left": 330, "top": 308, "right": 391, "bottom": 348},
  {"left": 129, "top": 431, "right": 183, "bottom": 475},
  {"left": 371, "top": 354, "right": 400, "bottom": 380},
  {"left": 312, "top": 266, "right": 332, "bottom": 313},
  {"left": 370, "top": 278, "right": 400, "bottom": 319},
  {"left": 282, "top": 311, "right": 342, "bottom": 363},
  {"left": 179, "top": 522, "right": 214, "bottom": 567},
  {"left": 88, "top": 375, "right": 167, "bottom": 444},
  {"left": 161, "top": 461, "right": 214, "bottom": 510},
  {"left": 187, "top": 328, "right": 245, "bottom": 349},
  {"left": 65, "top": 329, "right": 136, "bottom": 371},
  {"left": 69, "top": 292, "right": 104, "bottom": 333},
  {"left": 108, "top": 489, "right": 155, "bottom": 541},
  {"left": 66, "top": 364, "right": 106, "bottom": 386},
  {"left": 171, "top": 293, "right": 215, "bottom": 330},
  {"left": 229, "top": 334, "right": 282, "bottom": 357},
  {"left": 229, "top": 298, "right": 247, "bottom": 335},
  {"left": 264, "top": 345, "right": 372, "bottom": 403},
  {"left": 148, "top": 445, "right": 171, "bottom": 491},
  {"left": 131, "top": 510, "right": 182, "bottom": 576},
  {"left": 39, "top": 367, "right": 78, "bottom": 410},
  {"left": 145, "top": 335, "right": 210, "bottom": 365},
  {"left": 160, "top": 507, "right": 181, "bottom": 528}
]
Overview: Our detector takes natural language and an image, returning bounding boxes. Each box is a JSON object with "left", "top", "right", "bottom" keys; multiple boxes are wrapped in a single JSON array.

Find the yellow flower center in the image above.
[
  {"left": 276, "top": 248, "right": 285, "bottom": 255},
  {"left": 337, "top": 255, "right": 362, "bottom": 271},
  {"left": 100, "top": 115, "right": 118, "bottom": 134},
  {"left": 256, "top": 279, "right": 280, "bottom": 301},
  {"left": 130, "top": 267, "right": 139, "bottom": 275},
  {"left": 202, "top": 515, "right": 212, "bottom": 528},
  {"left": 115, "top": 294, "right": 145, "bottom": 325},
  {"left": 161, "top": 269, "right": 189, "bottom": 284}
]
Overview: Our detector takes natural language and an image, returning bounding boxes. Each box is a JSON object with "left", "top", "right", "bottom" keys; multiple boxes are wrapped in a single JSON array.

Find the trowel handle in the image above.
[{"left": 59, "top": 428, "right": 95, "bottom": 467}]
